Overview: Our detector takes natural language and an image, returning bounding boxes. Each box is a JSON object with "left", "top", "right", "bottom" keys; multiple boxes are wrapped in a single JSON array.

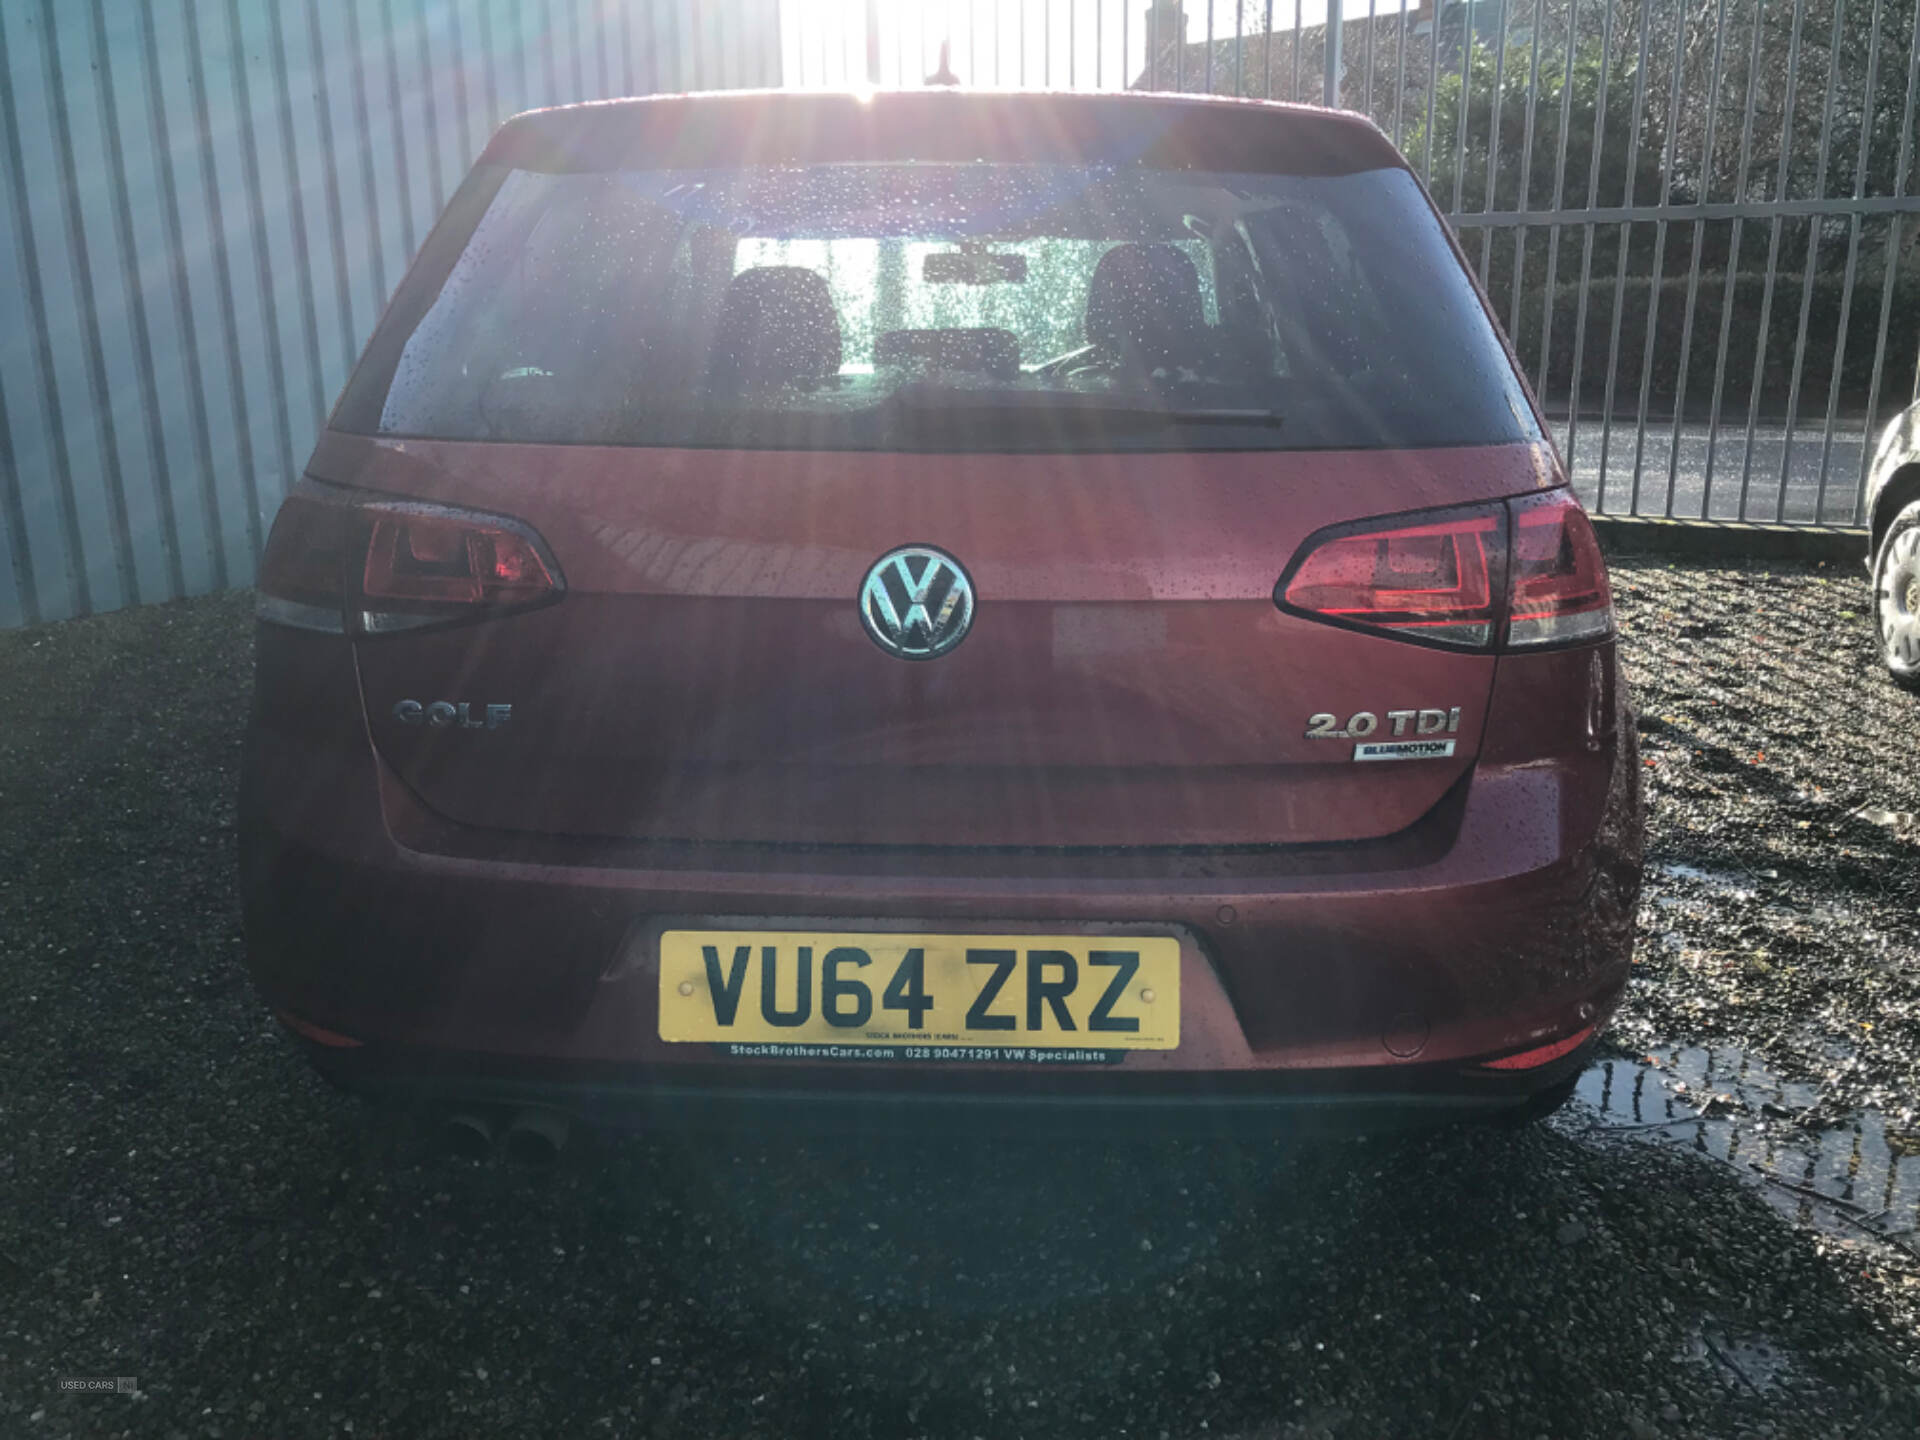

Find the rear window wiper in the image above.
[
  {"left": 882, "top": 385, "right": 1283, "bottom": 429},
  {"left": 1090, "top": 404, "right": 1285, "bottom": 428}
]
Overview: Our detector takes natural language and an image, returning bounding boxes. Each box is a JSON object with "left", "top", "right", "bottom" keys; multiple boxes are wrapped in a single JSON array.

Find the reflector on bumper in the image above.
[
  {"left": 1479, "top": 1023, "right": 1595, "bottom": 1070},
  {"left": 276, "top": 1010, "right": 365, "bottom": 1049}
]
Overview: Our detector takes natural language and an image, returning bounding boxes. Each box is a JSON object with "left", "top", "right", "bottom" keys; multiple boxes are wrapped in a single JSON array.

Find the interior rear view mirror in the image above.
[{"left": 923, "top": 249, "right": 1028, "bottom": 285}]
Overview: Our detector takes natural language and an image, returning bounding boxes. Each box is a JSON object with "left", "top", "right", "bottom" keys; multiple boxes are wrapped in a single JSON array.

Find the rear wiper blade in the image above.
[
  {"left": 1106, "top": 405, "right": 1285, "bottom": 427},
  {"left": 883, "top": 386, "right": 1283, "bottom": 429},
  {"left": 995, "top": 401, "right": 1285, "bottom": 430}
]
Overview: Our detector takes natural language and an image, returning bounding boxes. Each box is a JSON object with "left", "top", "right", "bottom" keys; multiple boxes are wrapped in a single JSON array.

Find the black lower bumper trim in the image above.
[{"left": 302, "top": 1039, "right": 1595, "bottom": 1138}]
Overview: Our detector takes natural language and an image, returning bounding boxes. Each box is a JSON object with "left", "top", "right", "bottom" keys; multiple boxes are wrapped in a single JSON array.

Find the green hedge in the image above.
[{"left": 1497, "top": 268, "right": 1920, "bottom": 418}]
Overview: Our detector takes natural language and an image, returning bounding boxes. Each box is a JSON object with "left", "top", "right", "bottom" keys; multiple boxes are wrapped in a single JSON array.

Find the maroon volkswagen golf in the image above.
[{"left": 241, "top": 90, "right": 1642, "bottom": 1143}]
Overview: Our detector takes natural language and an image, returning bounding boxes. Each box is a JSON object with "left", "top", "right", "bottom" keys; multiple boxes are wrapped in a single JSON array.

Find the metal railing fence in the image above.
[{"left": 785, "top": 0, "right": 1920, "bottom": 529}]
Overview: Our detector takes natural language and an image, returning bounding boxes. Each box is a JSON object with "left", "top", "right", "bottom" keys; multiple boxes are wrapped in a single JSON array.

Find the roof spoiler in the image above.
[{"left": 481, "top": 90, "right": 1405, "bottom": 177}]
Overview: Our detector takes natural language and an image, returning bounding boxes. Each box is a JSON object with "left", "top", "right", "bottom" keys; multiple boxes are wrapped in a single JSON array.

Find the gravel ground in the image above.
[
  {"left": 1611, "top": 559, "right": 1920, "bottom": 1120},
  {"left": 2, "top": 562, "right": 1918, "bottom": 1440}
]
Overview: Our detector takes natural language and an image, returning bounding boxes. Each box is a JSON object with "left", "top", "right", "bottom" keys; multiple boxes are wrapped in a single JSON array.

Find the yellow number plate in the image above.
[{"left": 658, "top": 930, "right": 1180, "bottom": 1050}]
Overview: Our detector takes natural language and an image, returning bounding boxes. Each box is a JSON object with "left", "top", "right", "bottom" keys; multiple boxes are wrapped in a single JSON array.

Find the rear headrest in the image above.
[
  {"left": 707, "top": 266, "right": 844, "bottom": 391},
  {"left": 1084, "top": 243, "right": 1208, "bottom": 371}
]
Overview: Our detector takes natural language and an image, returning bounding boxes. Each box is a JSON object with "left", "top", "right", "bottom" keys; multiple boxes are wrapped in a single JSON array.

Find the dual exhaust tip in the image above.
[{"left": 440, "top": 1105, "right": 570, "bottom": 1166}]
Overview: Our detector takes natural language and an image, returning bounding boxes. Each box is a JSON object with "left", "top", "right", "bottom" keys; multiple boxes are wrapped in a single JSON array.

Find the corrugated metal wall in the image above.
[{"left": 0, "top": 0, "right": 782, "bottom": 629}]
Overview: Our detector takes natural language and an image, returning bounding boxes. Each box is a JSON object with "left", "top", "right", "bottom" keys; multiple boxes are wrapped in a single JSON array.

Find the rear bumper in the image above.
[
  {"left": 241, "top": 629, "right": 1642, "bottom": 1130},
  {"left": 292, "top": 1028, "right": 1600, "bottom": 1135}
]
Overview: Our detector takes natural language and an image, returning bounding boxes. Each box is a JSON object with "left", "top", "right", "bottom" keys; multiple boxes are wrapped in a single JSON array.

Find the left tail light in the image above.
[
  {"left": 257, "top": 479, "right": 563, "bottom": 635},
  {"left": 1276, "top": 489, "right": 1612, "bottom": 652}
]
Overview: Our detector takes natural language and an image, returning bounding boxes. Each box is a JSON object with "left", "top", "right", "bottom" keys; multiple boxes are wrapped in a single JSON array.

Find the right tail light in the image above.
[
  {"left": 1504, "top": 490, "right": 1613, "bottom": 647},
  {"left": 1277, "top": 489, "right": 1612, "bottom": 652},
  {"left": 257, "top": 478, "right": 563, "bottom": 636}
]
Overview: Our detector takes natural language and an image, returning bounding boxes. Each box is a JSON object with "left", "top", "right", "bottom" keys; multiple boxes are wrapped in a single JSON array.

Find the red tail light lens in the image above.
[
  {"left": 1278, "top": 491, "right": 1613, "bottom": 652},
  {"left": 1505, "top": 490, "right": 1613, "bottom": 648},
  {"left": 256, "top": 479, "right": 562, "bottom": 635},
  {"left": 362, "top": 509, "right": 556, "bottom": 611},
  {"left": 1278, "top": 504, "right": 1503, "bottom": 649}
]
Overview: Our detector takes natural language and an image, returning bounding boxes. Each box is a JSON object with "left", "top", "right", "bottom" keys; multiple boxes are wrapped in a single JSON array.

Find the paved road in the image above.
[{"left": 1549, "top": 418, "right": 1873, "bottom": 525}]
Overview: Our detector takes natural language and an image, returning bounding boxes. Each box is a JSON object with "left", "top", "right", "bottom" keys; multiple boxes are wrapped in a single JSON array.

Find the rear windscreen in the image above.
[{"left": 344, "top": 162, "right": 1541, "bottom": 453}]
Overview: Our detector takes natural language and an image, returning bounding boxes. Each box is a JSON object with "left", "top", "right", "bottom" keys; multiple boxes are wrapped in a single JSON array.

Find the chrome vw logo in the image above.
[{"left": 858, "top": 546, "right": 975, "bottom": 660}]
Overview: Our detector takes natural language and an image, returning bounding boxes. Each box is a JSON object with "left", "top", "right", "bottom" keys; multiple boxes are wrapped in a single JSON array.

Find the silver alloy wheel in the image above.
[{"left": 1877, "top": 519, "right": 1920, "bottom": 680}]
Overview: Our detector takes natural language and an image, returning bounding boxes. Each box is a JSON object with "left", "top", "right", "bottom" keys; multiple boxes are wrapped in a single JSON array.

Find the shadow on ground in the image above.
[{"left": 7, "top": 1073, "right": 1917, "bottom": 1439}]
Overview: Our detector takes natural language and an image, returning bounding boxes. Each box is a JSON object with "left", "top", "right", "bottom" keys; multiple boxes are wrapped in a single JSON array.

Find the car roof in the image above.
[{"left": 481, "top": 88, "right": 1407, "bottom": 178}]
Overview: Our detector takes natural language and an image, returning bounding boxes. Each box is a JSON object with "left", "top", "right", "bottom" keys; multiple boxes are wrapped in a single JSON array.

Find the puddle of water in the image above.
[
  {"left": 1572, "top": 1045, "right": 1920, "bottom": 1245},
  {"left": 1681, "top": 1326, "right": 1800, "bottom": 1393}
]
